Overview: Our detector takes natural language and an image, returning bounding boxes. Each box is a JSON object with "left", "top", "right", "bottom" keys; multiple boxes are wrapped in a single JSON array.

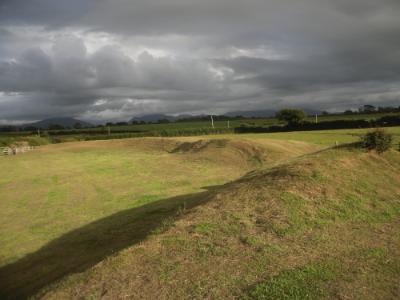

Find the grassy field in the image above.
[
  {"left": 1, "top": 138, "right": 297, "bottom": 265},
  {"left": 101, "top": 111, "right": 400, "bottom": 132},
  {"left": 1, "top": 111, "right": 399, "bottom": 145},
  {"left": 242, "top": 126, "right": 400, "bottom": 146},
  {"left": 44, "top": 111, "right": 400, "bottom": 133},
  {"left": 0, "top": 128, "right": 400, "bottom": 299}
]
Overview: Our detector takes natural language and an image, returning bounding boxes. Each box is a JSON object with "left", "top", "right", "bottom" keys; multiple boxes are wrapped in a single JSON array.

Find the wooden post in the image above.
[
  {"left": 315, "top": 114, "right": 318, "bottom": 124},
  {"left": 107, "top": 126, "right": 111, "bottom": 136},
  {"left": 227, "top": 120, "right": 230, "bottom": 128},
  {"left": 211, "top": 115, "right": 214, "bottom": 129},
  {"left": 37, "top": 128, "right": 40, "bottom": 137}
]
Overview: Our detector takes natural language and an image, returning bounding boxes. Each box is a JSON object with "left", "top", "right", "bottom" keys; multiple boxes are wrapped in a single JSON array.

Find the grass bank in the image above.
[
  {"left": 32, "top": 145, "right": 400, "bottom": 299},
  {"left": 0, "top": 132, "right": 399, "bottom": 299}
]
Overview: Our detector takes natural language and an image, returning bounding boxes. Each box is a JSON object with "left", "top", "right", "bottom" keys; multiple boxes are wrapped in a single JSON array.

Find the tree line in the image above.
[{"left": 235, "top": 108, "right": 400, "bottom": 133}]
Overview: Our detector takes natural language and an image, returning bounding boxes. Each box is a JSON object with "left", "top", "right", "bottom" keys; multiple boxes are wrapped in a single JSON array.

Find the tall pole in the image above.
[
  {"left": 211, "top": 115, "right": 214, "bottom": 129},
  {"left": 227, "top": 120, "right": 230, "bottom": 128},
  {"left": 37, "top": 128, "right": 40, "bottom": 137},
  {"left": 107, "top": 126, "right": 111, "bottom": 136},
  {"left": 315, "top": 114, "right": 318, "bottom": 124}
]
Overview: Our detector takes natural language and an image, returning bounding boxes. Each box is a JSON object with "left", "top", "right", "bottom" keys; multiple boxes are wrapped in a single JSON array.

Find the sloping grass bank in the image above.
[
  {"left": 31, "top": 146, "right": 400, "bottom": 299},
  {"left": 0, "top": 137, "right": 320, "bottom": 299}
]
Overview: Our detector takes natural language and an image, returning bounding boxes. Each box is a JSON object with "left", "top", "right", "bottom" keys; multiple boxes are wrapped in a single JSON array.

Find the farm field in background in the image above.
[
  {"left": 1, "top": 111, "right": 400, "bottom": 140},
  {"left": 83, "top": 111, "right": 400, "bottom": 133},
  {"left": 243, "top": 126, "right": 400, "bottom": 146}
]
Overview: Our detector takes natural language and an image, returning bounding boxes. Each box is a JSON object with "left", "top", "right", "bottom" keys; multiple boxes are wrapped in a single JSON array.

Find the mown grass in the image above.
[
  {"left": 247, "top": 263, "right": 337, "bottom": 300},
  {"left": 0, "top": 136, "right": 322, "bottom": 298},
  {"left": 0, "top": 138, "right": 266, "bottom": 267},
  {"left": 31, "top": 144, "right": 400, "bottom": 300},
  {"left": 1, "top": 131, "right": 400, "bottom": 299},
  {"left": 247, "top": 239, "right": 400, "bottom": 300},
  {"left": 241, "top": 126, "right": 400, "bottom": 146}
]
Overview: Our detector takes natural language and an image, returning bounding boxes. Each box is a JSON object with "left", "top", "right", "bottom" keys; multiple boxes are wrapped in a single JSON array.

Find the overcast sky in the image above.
[{"left": 0, "top": 0, "right": 400, "bottom": 123}]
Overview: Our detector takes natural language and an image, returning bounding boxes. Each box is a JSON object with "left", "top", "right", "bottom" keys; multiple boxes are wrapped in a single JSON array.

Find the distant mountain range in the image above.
[
  {"left": 24, "top": 117, "right": 92, "bottom": 129},
  {"left": 15, "top": 109, "right": 324, "bottom": 129},
  {"left": 224, "top": 109, "right": 277, "bottom": 118},
  {"left": 130, "top": 114, "right": 177, "bottom": 123}
]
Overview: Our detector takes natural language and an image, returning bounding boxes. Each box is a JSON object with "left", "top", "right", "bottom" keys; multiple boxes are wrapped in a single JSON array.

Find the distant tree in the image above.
[
  {"left": 276, "top": 109, "right": 307, "bottom": 126},
  {"left": 344, "top": 110, "right": 354, "bottom": 115},
  {"left": 361, "top": 128, "right": 392, "bottom": 153},
  {"left": 0, "top": 126, "right": 17, "bottom": 132},
  {"left": 73, "top": 122, "right": 82, "bottom": 129},
  {"left": 322, "top": 111, "right": 329, "bottom": 115},
  {"left": 23, "top": 126, "right": 38, "bottom": 131},
  {"left": 378, "top": 106, "right": 396, "bottom": 113},
  {"left": 49, "top": 124, "right": 64, "bottom": 130},
  {"left": 157, "top": 119, "right": 170, "bottom": 124},
  {"left": 116, "top": 122, "right": 128, "bottom": 126},
  {"left": 360, "top": 105, "right": 376, "bottom": 113}
]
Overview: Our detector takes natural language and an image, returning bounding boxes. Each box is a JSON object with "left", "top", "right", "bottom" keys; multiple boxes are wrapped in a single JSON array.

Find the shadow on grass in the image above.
[{"left": 0, "top": 190, "right": 215, "bottom": 300}]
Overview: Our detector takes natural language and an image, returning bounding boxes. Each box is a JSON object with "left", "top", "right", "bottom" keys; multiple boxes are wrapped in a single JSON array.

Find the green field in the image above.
[
  {"left": 44, "top": 111, "right": 400, "bottom": 133},
  {"left": 1, "top": 111, "right": 400, "bottom": 147},
  {"left": 244, "top": 126, "right": 400, "bottom": 146},
  {"left": 1, "top": 128, "right": 400, "bottom": 299}
]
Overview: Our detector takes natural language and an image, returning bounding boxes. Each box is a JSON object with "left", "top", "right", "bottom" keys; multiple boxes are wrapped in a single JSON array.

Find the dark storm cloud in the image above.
[
  {"left": 0, "top": 0, "right": 94, "bottom": 27},
  {"left": 0, "top": 0, "right": 400, "bottom": 122},
  {"left": 0, "top": 35, "right": 228, "bottom": 121},
  {"left": 216, "top": 46, "right": 400, "bottom": 94},
  {"left": 332, "top": 0, "right": 400, "bottom": 17}
]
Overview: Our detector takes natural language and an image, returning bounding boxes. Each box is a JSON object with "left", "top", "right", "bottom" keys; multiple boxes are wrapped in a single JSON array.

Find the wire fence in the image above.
[{"left": 0, "top": 146, "right": 35, "bottom": 156}]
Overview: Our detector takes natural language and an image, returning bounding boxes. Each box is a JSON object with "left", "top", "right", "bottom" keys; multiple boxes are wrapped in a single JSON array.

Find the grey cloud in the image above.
[
  {"left": 331, "top": 0, "right": 400, "bottom": 17},
  {"left": 0, "top": 35, "right": 236, "bottom": 121},
  {"left": 0, "top": 35, "right": 226, "bottom": 92},
  {"left": 0, "top": 0, "right": 95, "bottom": 27},
  {"left": 1, "top": 0, "right": 400, "bottom": 122},
  {"left": 0, "top": 48, "right": 52, "bottom": 92},
  {"left": 217, "top": 49, "right": 400, "bottom": 94}
]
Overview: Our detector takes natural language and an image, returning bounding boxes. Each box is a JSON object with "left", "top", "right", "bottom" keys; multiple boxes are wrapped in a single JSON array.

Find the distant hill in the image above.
[
  {"left": 130, "top": 109, "right": 324, "bottom": 124},
  {"left": 130, "top": 114, "right": 176, "bottom": 123},
  {"left": 130, "top": 111, "right": 277, "bottom": 123},
  {"left": 224, "top": 109, "right": 277, "bottom": 118},
  {"left": 25, "top": 117, "right": 92, "bottom": 129}
]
